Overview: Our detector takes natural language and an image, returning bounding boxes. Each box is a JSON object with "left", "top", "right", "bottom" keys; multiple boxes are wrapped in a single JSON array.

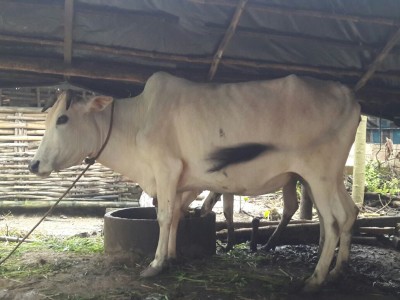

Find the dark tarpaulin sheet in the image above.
[{"left": 1, "top": 0, "right": 400, "bottom": 118}]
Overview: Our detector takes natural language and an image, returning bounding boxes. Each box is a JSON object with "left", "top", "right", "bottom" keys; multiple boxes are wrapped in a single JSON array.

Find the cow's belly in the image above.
[
  {"left": 208, "top": 172, "right": 292, "bottom": 196},
  {"left": 178, "top": 156, "right": 294, "bottom": 196}
]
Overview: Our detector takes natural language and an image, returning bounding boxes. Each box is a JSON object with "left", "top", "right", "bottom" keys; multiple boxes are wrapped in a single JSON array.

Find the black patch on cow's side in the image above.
[
  {"left": 207, "top": 143, "right": 275, "bottom": 173},
  {"left": 219, "top": 128, "right": 225, "bottom": 138}
]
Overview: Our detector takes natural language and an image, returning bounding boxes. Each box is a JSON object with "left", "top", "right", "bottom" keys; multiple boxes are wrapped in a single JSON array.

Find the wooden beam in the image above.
[
  {"left": 64, "top": 0, "right": 75, "bottom": 64},
  {"left": 2, "top": 32, "right": 399, "bottom": 84},
  {"left": 0, "top": 34, "right": 211, "bottom": 64},
  {"left": 208, "top": 0, "right": 248, "bottom": 80},
  {"left": 2, "top": 54, "right": 400, "bottom": 88},
  {"left": 0, "top": 56, "right": 149, "bottom": 84},
  {"left": 354, "top": 27, "right": 400, "bottom": 91},
  {"left": 209, "top": 25, "right": 391, "bottom": 52},
  {"left": 221, "top": 58, "right": 364, "bottom": 77},
  {"left": 191, "top": 0, "right": 400, "bottom": 26}
]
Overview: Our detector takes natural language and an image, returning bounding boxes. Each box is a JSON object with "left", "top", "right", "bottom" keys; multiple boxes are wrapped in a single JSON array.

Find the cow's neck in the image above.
[{"left": 94, "top": 96, "right": 146, "bottom": 183}]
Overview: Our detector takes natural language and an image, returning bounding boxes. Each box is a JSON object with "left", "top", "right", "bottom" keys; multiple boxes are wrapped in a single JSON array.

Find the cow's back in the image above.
[{"left": 141, "top": 72, "right": 358, "bottom": 151}]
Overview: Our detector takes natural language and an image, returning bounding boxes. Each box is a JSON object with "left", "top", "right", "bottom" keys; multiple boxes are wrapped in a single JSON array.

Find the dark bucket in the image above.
[{"left": 104, "top": 207, "right": 216, "bottom": 258}]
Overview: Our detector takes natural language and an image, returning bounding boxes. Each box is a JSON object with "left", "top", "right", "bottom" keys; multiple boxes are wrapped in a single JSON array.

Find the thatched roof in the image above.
[{"left": 1, "top": 0, "right": 400, "bottom": 121}]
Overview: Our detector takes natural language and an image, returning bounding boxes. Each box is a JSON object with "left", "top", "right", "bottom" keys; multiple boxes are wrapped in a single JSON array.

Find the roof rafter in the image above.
[
  {"left": 354, "top": 27, "right": 400, "bottom": 91},
  {"left": 207, "top": 0, "right": 248, "bottom": 80},
  {"left": 208, "top": 25, "right": 395, "bottom": 52},
  {"left": 64, "top": 0, "right": 75, "bottom": 64}
]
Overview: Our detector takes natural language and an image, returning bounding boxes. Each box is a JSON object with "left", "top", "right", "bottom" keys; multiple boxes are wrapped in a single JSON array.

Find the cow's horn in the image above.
[
  {"left": 41, "top": 94, "right": 58, "bottom": 112},
  {"left": 65, "top": 90, "right": 74, "bottom": 110}
]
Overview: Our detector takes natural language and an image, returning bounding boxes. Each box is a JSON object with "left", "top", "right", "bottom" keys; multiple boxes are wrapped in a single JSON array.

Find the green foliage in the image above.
[
  {"left": 45, "top": 235, "right": 104, "bottom": 254},
  {"left": 0, "top": 235, "right": 104, "bottom": 280},
  {"left": 365, "top": 161, "right": 400, "bottom": 195}
]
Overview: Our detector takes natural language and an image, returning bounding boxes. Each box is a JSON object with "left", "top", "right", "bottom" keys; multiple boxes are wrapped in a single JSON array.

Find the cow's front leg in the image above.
[{"left": 140, "top": 160, "right": 183, "bottom": 278}]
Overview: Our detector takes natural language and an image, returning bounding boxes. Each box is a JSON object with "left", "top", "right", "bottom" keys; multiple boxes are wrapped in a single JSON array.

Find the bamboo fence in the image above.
[{"left": 0, "top": 107, "right": 140, "bottom": 207}]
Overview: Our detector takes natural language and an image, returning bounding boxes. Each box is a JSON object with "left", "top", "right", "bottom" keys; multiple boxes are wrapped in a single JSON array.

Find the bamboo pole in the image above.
[
  {"left": 0, "top": 200, "right": 139, "bottom": 208},
  {"left": 352, "top": 115, "right": 367, "bottom": 205},
  {"left": 0, "top": 136, "right": 42, "bottom": 141},
  {"left": 0, "top": 236, "right": 37, "bottom": 243},
  {"left": 355, "top": 27, "right": 400, "bottom": 91},
  {"left": 0, "top": 107, "right": 43, "bottom": 113},
  {"left": 208, "top": 0, "right": 248, "bottom": 80},
  {"left": 0, "top": 122, "right": 45, "bottom": 129}
]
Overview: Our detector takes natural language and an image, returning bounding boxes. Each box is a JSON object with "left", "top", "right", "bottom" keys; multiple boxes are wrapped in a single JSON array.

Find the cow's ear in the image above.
[{"left": 86, "top": 96, "right": 113, "bottom": 112}]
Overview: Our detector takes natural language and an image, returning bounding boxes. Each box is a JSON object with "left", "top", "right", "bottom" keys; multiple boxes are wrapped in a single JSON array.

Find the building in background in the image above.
[{"left": 367, "top": 117, "right": 400, "bottom": 144}]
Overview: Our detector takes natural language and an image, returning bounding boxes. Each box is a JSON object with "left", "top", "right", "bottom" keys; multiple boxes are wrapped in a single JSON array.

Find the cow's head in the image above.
[{"left": 28, "top": 90, "right": 113, "bottom": 177}]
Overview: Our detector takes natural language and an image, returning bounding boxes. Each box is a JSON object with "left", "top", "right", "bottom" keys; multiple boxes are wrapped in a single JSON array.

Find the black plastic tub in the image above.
[{"left": 104, "top": 207, "right": 216, "bottom": 258}]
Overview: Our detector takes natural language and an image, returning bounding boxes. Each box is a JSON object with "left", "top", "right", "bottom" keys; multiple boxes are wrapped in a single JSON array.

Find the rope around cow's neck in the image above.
[{"left": 0, "top": 101, "right": 115, "bottom": 265}]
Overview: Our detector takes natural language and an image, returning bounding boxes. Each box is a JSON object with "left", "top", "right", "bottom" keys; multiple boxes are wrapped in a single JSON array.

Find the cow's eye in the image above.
[{"left": 56, "top": 115, "right": 69, "bottom": 125}]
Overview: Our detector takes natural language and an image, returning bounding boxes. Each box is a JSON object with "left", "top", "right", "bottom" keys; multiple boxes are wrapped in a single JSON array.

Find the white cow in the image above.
[{"left": 29, "top": 72, "right": 360, "bottom": 291}]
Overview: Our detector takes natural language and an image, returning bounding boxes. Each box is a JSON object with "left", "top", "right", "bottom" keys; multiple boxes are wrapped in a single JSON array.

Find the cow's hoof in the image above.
[
  {"left": 259, "top": 244, "right": 275, "bottom": 252},
  {"left": 327, "top": 264, "right": 348, "bottom": 283},
  {"left": 302, "top": 283, "right": 320, "bottom": 293},
  {"left": 140, "top": 265, "right": 162, "bottom": 278},
  {"left": 302, "top": 277, "right": 321, "bottom": 293},
  {"left": 167, "top": 257, "right": 180, "bottom": 266},
  {"left": 327, "top": 269, "right": 340, "bottom": 283}
]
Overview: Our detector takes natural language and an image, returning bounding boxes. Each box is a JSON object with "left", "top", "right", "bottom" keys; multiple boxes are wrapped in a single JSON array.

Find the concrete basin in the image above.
[{"left": 104, "top": 207, "right": 216, "bottom": 258}]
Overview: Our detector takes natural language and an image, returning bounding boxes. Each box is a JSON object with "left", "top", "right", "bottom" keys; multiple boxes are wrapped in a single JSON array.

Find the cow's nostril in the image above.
[{"left": 29, "top": 160, "right": 40, "bottom": 173}]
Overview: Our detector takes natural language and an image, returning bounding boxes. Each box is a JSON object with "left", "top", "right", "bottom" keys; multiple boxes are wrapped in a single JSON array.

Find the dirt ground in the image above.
[
  {"left": 0, "top": 241, "right": 399, "bottom": 300},
  {"left": 0, "top": 197, "right": 399, "bottom": 299}
]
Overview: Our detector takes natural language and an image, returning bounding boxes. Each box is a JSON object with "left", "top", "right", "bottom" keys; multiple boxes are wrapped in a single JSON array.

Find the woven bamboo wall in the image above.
[{"left": 0, "top": 106, "right": 140, "bottom": 206}]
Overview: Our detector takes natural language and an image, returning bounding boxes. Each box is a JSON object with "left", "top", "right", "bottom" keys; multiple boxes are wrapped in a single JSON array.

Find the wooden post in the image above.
[
  {"left": 299, "top": 185, "right": 313, "bottom": 220},
  {"left": 36, "top": 88, "right": 41, "bottom": 108},
  {"left": 352, "top": 115, "right": 367, "bottom": 205}
]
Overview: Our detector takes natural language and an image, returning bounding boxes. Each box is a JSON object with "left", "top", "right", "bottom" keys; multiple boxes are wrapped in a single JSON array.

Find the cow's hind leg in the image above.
[
  {"left": 328, "top": 184, "right": 358, "bottom": 281},
  {"left": 261, "top": 177, "right": 298, "bottom": 251},
  {"left": 302, "top": 178, "right": 343, "bottom": 292},
  {"left": 201, "top": 192, "right": 222, "bottom": 216},
  {"left": 223, "top": 193, "right": 235, "bottom": 251}
]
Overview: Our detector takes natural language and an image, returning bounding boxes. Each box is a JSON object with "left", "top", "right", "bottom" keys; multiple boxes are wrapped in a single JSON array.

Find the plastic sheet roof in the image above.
[{"left": 1, "top": 0, "right": 400, "bottom": 121}]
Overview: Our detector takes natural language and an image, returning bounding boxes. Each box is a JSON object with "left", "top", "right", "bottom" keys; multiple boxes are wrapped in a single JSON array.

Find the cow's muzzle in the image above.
[{"left": 28, "top": 160, "right": 40, "bottom": 174}]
